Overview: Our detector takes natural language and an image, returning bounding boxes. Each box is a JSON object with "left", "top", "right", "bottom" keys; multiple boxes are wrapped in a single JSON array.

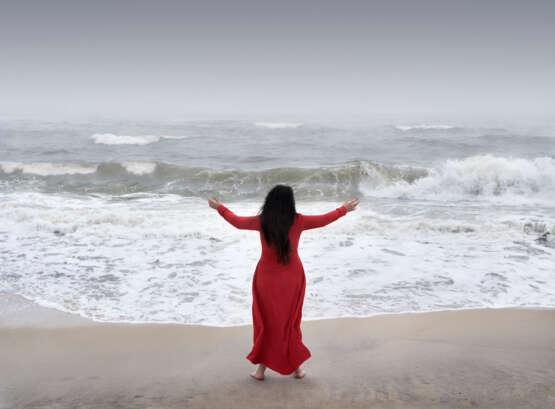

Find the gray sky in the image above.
[{"left": 1, "top": 0, "right": 554, "bottom": 119}]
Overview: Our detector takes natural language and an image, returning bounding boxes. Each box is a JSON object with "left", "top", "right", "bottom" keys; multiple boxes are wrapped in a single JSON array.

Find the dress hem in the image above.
[{"left": 246, "top": 351, "right": 311, "bottom": 375}]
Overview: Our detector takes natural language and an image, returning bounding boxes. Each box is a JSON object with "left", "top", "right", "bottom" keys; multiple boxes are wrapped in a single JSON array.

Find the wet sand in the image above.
[{"left": 1, "top": 305, "right": 554, "bottom": 409}]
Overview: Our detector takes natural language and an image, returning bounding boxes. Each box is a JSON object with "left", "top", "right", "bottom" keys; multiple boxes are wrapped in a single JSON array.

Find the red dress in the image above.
[{"left": 217, "top": 203, "right": 348, "bottom": 375}]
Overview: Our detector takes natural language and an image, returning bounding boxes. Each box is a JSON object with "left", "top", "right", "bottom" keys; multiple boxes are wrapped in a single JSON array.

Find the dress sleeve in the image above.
[
  {"left": 299, "top": 205, "right": 348, "bottom": 230},
  {"left": 217, "top": 204, "right": 261, "bottom": 231}
]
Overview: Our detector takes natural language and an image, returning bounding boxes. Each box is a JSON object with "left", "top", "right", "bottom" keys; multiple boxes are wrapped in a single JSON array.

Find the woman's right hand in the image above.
[
  {"left": 343, "top": 198, "right": 360, "bottom": 212},
  {"left": 208, "top": 197, "right": 223, "bottom": 209}
]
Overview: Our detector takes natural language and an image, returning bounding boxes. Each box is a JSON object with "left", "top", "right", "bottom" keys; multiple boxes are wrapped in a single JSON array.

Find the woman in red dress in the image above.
[{"left": 208, "top": 185, "right": 359, "bottom": 380}]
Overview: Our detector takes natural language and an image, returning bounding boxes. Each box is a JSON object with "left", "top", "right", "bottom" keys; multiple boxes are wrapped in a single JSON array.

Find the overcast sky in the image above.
[{"left": 1, "top": 0, "right": 554, "bottom": 120}]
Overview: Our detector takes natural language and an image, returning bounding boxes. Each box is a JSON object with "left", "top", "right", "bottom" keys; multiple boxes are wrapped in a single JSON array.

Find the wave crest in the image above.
[
  {"left": 395, "top": 124, "right": 457, "bottom": 131},
  {"left": 253, "top": 122, "right": 303, "bottom": 129},
  {"left": 90, "top": 133, "right": 188, "bottom": 145},
  {"left": 0, "top": 161, "right": 98, "bottom": 176}
]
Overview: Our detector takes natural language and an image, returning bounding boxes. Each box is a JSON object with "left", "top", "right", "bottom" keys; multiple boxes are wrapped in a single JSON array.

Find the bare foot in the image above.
[
  {"left": 249, "top": 371, "right": 264, "bottom": 380},
  {"left": 293, "top": 367, "right": 306, "bottom": 379},
  {"left": 249, "top": 364, "right": 266, "bottom": 380}
]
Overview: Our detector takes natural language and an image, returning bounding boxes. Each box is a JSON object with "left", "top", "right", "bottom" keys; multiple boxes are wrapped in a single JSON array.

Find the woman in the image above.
[{"left": 207, "top": 185, "right": 359, "bottom": 380}]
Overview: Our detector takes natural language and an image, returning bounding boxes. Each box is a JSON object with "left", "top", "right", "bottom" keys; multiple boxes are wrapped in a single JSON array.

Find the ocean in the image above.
[{"left": 1, "top": 117, "right": 554, "bottom": 326}]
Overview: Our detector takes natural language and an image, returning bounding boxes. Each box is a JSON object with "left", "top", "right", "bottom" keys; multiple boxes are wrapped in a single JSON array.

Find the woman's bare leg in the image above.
[{"left": 249, "top": 364, "right": 266, "bottom": 380}]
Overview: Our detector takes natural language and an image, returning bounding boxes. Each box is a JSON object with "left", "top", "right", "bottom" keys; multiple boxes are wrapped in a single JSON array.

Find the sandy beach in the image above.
[{"left": 1, "top": 298, "right": 554, "bottom": 409}]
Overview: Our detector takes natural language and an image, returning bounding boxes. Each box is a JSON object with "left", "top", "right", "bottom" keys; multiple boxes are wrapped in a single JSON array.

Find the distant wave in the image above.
[
  {"left": 253, "top": 122, "right": 303, "bottom": 129},
  {"left": 0, "top": 161, "right": 97, "bottom": 176},
  {"left": 90, "top": 133, "right": 188, "bottom": 145},
  {"left": 395, "top": 124, "right": 458, "bottom": 131},
  {"left": 2, "top": 156, "right": 553, "bottom": 202},
  {"left": 0, "top": 161, "right": 158, "bottom": 176}
]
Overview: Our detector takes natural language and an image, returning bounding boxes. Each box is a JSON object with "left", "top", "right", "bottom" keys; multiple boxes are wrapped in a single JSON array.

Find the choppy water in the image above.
[{"left": 1, "top": 118, "right": 554, "bottom": 325}]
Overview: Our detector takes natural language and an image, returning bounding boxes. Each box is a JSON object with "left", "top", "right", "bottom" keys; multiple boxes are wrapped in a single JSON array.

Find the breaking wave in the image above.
[
  {"left": 1, "top": 155, "right": 553, "bottom": 202},
  {"left": 367, "top": 155, "right": 555, "bottom": 201}
]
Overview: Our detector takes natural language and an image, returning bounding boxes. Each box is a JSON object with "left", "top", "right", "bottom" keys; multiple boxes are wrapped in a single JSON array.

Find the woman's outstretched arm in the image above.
[
  {"left": 300, "top": 205, "right": 347, "bottom": 230},
  {"left": 216, "top": 204, "right": 260, "bottom": 231},
  {"left": 300, "top": 198, "right": 359, "bottom": 230}
]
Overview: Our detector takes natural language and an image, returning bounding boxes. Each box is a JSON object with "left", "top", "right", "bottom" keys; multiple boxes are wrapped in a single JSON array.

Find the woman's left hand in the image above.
[{"left": 208, "top": 197, "right": 223, "bottom": 209}]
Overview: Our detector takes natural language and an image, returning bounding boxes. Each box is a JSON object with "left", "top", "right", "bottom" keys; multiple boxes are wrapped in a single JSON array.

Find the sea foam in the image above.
[{"left": 1, "top": 195, "right": 553, "bottom": 326}]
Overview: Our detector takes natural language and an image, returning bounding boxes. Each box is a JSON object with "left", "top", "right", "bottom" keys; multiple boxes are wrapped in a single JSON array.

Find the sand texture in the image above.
[{"left": 1, "top": 307, "right": 554, "bottom": 409}]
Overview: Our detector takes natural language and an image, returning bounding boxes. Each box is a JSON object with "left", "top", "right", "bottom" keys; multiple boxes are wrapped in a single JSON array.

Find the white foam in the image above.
[
  {"left": 1, "top": 194, "right": 554, "bottom": 326},
  {"left": 0, "top": 161, "right": 98, "bottom": 176},
  {"left": 90, "top": 133, "right": 188, "bottom": 145},
  {"left": 253, "top": 122, "right": 303, "bottom": 129},
  {"left": 0, "top": 162, "right": 22, "bottom": 174},
  {"left": 120, "top": 161, "right": 157, "bottom": 175}
]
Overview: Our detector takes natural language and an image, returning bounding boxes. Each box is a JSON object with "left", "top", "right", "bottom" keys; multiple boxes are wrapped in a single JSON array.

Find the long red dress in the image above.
[{"left": 217, "top": 203, "right": 348, "bottom": 375}]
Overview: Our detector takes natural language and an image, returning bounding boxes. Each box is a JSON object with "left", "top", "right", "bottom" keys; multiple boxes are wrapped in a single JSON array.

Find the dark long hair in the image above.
[{"left": 259, "top": 185, "right": 297, "bottom": 264}]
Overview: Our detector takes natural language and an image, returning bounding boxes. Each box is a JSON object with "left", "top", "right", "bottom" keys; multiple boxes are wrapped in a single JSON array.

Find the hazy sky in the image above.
[{"left": 1, "top": 0, "right": 554, "bottom": 119}]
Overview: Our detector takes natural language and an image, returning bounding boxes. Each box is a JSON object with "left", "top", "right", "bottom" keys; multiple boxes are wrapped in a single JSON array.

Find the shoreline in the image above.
[
  {"left": 1, "top": 300, "right": 554, "bottom": 408},
  {"left": 2, "top": 290, "right": 554, "bottom": 329}
]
